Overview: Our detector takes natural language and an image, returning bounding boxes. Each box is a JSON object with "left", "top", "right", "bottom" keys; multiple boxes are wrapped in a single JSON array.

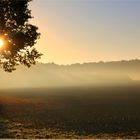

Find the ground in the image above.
[{"left": 0, "top": 86, "right": 140, "bottom": 138}]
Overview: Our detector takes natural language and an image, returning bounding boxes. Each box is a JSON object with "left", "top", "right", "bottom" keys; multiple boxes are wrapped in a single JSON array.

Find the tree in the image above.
[{"left": 0, "top": 0, "right": 42, "bottom": 72}]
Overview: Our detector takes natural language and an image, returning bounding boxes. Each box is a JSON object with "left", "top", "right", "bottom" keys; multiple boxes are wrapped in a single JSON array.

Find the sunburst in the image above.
[{"left": 0, "top": 39, "right": 4, "bottom": 48}]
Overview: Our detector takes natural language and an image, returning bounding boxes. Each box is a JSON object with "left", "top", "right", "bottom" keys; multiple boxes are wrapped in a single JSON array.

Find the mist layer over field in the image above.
[
  {"left": 0, "top": 60, "right": 140, "bottom": 89},
  {"left": 0, "top": 60, "right": 140, "bottom": 138}
]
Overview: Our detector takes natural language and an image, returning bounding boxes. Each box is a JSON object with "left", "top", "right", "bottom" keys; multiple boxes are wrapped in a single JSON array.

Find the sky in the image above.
[{"left": 30, "top": 0, "right": 140, "bottom": 64}]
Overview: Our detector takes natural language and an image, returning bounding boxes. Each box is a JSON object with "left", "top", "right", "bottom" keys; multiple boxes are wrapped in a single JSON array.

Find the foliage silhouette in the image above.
[{"left": 0, "top": 0, "right": 42, "bottom": 72}]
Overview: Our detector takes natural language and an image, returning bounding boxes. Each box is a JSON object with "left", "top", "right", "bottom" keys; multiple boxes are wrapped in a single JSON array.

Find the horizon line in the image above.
[{"left": 38, "top": 58, "right": 140, "bottom": 66}]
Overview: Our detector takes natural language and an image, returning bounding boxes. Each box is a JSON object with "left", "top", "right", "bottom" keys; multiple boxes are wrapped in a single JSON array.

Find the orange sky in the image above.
[{"left": 30, "top": 0, "right": 140, "bottom": 64}]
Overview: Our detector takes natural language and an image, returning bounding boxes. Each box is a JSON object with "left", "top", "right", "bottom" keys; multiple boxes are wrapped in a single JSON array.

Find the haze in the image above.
[
  {"left": 1, "top": 1, "right": 140, "bottom": 138},
  {"left": 0, "top": 60, "right": 140, "bottom": 89}
]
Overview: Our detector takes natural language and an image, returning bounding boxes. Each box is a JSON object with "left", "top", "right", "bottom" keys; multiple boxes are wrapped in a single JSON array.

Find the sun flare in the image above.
[{"left": 0, "top": 39, "right": 4, "bottom": 48}]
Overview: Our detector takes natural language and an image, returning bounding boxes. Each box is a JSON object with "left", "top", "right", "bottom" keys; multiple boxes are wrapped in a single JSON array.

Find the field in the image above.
[{"left": 0, "top": 85, "right": 140, "bottom": 138}]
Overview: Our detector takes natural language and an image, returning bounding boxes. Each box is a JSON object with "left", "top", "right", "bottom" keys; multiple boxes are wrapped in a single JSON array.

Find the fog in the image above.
[{"left": 0, "top": 60, "right": 140, "bottom": 89}]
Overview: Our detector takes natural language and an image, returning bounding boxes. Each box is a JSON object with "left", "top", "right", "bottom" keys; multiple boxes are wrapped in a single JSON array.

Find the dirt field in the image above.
[{"left": 0, "top": 86, "right": 140, "bottom": 138}]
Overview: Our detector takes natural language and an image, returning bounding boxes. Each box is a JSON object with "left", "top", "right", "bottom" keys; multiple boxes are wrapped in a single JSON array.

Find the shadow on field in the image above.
[
  {"left": 27, "top": 86, "right": 140, "bottom": 135},
  {"left": 1, "top": 86, "right": 140, "bottom": 138},
  {"left": 0, "top": 101, "right": 11, "bottom": 138}
]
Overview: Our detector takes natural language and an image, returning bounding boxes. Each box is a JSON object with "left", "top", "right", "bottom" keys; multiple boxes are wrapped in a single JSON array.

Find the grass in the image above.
[{"left": 0, "top": 85, "right": 140, "bottom": 138}]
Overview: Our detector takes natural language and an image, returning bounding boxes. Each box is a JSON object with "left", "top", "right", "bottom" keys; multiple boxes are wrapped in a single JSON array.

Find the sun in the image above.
[{"left": 0, "top": 39, "right": 4, "bottom": 48}]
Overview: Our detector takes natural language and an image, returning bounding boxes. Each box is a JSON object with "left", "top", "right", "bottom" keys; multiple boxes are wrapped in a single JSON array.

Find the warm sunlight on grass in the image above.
[{"left": 0, "top": 38, "right": 4, "bottom": 48}]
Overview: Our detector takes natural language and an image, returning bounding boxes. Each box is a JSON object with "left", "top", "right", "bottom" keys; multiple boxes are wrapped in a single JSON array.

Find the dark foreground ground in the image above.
[{"left": 0, "top": 85, "right": 140, "bottom": 138}]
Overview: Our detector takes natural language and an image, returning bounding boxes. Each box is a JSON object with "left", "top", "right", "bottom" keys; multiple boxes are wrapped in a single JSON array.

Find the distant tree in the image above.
[{"left": 0, "top": 0, "right": 42, "bottom": 72}]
